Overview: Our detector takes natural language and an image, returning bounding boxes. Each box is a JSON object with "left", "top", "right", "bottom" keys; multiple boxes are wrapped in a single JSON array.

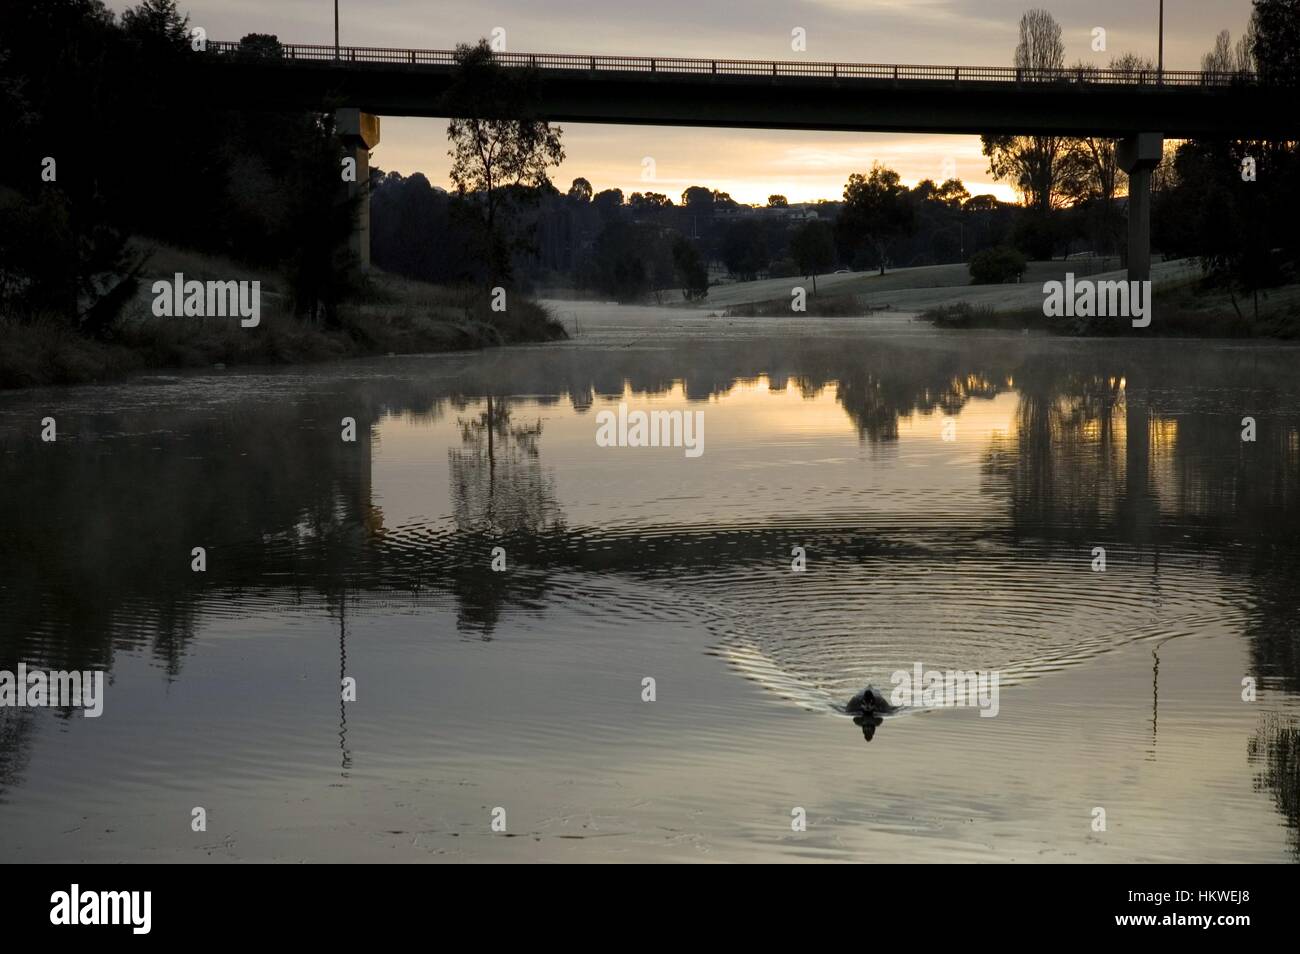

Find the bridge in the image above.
[{"left": 190, "top": 42, "right": 1298, "bottom": 280}]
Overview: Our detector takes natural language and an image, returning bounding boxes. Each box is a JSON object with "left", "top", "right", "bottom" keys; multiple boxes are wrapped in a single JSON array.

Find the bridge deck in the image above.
[
  {"left": 192, "top": 42, "right": 1295, "bottom": 138},
  {"left": 206, "top": 42, "right": 1245, "bottom": 87}
]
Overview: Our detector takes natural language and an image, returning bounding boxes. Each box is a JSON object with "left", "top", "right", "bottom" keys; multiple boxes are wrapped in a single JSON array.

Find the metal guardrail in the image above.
[{"left": 206, "top": 40, "right": 1255, "bottom": 87}]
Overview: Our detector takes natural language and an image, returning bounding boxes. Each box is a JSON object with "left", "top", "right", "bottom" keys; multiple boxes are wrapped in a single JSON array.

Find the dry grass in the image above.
[
  {"left": 0, "top": 314, "right": 142, "bottom": 388},
  {"left": 921, "top": 279, "right": 1300, "bottom": 338},
  {"left": 1, "top": 244, "right": 566, "bottom": 389}
]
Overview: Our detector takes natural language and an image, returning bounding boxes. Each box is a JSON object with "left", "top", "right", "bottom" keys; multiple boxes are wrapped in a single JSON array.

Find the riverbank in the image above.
[
  {"left": 694, "top": 259, "right": 1127, "bottom": 311},
  {"left": 0, "top": 244, "right": 566, "bottom": 389},
  {"left": 921, "top": 279, "right": 1300, "bottom": 337},
  {"left": 686, "top": 257, "right": 1300, "bottom": 337}
]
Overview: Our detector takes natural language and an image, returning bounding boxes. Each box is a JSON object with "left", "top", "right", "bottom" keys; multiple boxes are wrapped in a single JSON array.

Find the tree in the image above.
[
  {"left": 837, "top": 164, "right": 916, "bottom": 275},
  {"left": 767, "top": 194, "right": 789, "bottom": 207},
  {"left": 645, "top": 230, "right": 677, "bottom": 303},
  {"left": 933, "top": 179, "right": 971, "bottom": 208},
  {"left": 982, "top": 10, "right": 1082, "bottom": 217},
  {"left": 1015, "top": 8, "right": 1064, "bottom": 80},
  {"left": 681, "top": 186, "right": 715, "bottom": 210},
  {"left": 1077, "top": 59, "right": 1152, "bottom": 240},
  {"left": 371, "top": 170, "right": 473, "bottom": 283},
  {"left": 568, "top": 177, "right": 592, "bottom": 202},
  {"left": 0, "top": 0, "right": 180, "bottom": 331},
  {"left": 964, "top": 194, "right": 1001, "bottom": 213},
  {"left": 592, "top": 188, "right": 624, "bottom": 222},
  {"left": 711, "top": 189, "right": 738, "bottom": 210},
  {"left": 1156, "top": 0, "right": 1300, "bottom": 317},
  {"left": 982, "top": 133, "right": 1085, "bottom": 215},
  {"left": 1076, "top": 135, "right": 1121, "bottom": 249},
  {"left": 445, "top": 40, "right": 565, "bottom": 283},
  {"left": 629, "top": 191, "right": 673, "bottom": 211},
  {"left": 1148, "top": 1, "right": 1299, "bottom": 315},
  {"left": 789, "top": 220, "right": 835, "bottom": 293},
  {"left": 898, "top": 178, "right": 975, "bottom": 265},
  {"left": 119, "top": 0, "right": 189, "bottom": 52},
  {"left": 671, "top": 236, "right": 709, "bottom": 300},
  {"left": 720, "top": 220, "right": 770, "bottom": 280},
  {"left": 586, "top": 222, "right": 678, "bottom": 302},
  {"left": 1237, "top": 16, "right": 1259, "bottom": 73},
  {"left": 1172, "top": 141, "right": 1274, "bottom": 319},
  {"left": 1252, "top": 0, "right": 1298, "bottom": 85},
  {"left": 1061, "top": 54, "right": 1156, "bottom": 256},
  {"left": 1203, "top": 30, "right": 1233, "bottom": 73},
  {"left": 1109, "top": 52, "right": 1154, "bottom": 79},
  {"left": 1202, "top": 22, "right": 1259, "bottom": 78}
]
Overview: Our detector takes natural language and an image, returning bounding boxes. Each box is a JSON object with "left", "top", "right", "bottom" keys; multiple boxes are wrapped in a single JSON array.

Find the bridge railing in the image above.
[{"left": 205, "top": 41, "right": 1253, "bottom": 87}]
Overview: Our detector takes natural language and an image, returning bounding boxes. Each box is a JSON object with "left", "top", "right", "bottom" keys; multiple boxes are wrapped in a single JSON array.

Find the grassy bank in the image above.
[
  {"left": 0, "top": 246, "right": 566, "bottom": 389},
  {"left": 920, "top": 302, "right": 1057, "bottom": 332},
  {"left": 921, "top": 280, "right": 1300, "bottom": 338}
]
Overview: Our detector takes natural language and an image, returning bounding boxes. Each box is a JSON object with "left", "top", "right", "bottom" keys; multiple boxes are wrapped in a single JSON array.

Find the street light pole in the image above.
[
  {"left": 1158, "top": 0, "right": 1164, "bottom": 82},
  {"left": 334, "top": 1, "right": 340, "bottom": 60}
]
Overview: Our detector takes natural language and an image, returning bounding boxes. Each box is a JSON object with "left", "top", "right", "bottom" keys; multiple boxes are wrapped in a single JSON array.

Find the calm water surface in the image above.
[{"left": 1, "top": 305, "right": 1297, "bottom": 861}]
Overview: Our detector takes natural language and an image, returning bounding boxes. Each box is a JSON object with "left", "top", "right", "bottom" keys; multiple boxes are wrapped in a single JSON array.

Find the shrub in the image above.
[
  {"left": 921, "top": 302, "right": 999, "bottom": 327},
  {"left": 767, "top": 258, "right": 799, "bottom": 279},
  {"left": 969, "top": 246, "right": 1027, "bottom": 285},
  {"left": 1010, "top": 213, "right": 1062, "bottom": 260}
]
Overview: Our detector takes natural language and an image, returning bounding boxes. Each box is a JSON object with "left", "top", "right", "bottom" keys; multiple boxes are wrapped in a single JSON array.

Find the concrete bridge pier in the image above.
[
  {"left": 336, "top": 108, "right": 382, "bottom": 270},
  {"left": 1117, "top": 133, "right": 1164, "bottom": 284}
]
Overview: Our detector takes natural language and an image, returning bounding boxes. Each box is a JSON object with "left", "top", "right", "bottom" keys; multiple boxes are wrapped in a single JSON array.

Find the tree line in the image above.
[
  {"left": 373, "top": 165, "right": 1027, "bottom": 302},
  {"left": 0, "top": 0, "right": 359, "bottom": 334}
]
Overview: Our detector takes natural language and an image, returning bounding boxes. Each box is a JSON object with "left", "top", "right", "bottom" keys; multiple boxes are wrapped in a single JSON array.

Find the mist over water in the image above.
[{"left": 1, "top": 307, "right": 1298, "bottom": 861}]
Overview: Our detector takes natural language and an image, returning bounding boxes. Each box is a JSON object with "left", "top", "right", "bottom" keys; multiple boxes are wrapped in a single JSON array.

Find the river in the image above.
[{"left": 1, "top": 303, "right": 1297, "bottom": 861}]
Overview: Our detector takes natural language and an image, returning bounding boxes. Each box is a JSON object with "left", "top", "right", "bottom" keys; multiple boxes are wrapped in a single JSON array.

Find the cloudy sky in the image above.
[{"left": 110, "top": 0, "right": 1255, "bottom": 203}]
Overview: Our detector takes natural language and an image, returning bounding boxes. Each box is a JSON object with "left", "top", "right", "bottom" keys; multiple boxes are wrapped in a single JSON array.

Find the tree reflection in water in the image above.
[{"left": 0, "top": 337, "right": 1298, "bottom": 838}]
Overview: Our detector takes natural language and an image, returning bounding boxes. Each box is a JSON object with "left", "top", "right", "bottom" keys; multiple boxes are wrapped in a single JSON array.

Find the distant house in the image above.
[{"left": 714, "top": 203, "right": 820, "bottom": 222}]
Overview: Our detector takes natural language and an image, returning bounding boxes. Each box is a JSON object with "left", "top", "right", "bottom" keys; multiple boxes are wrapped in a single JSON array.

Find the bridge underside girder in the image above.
[{"left": 189, "top": 59, "right": 1298, "bottom": 139}]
